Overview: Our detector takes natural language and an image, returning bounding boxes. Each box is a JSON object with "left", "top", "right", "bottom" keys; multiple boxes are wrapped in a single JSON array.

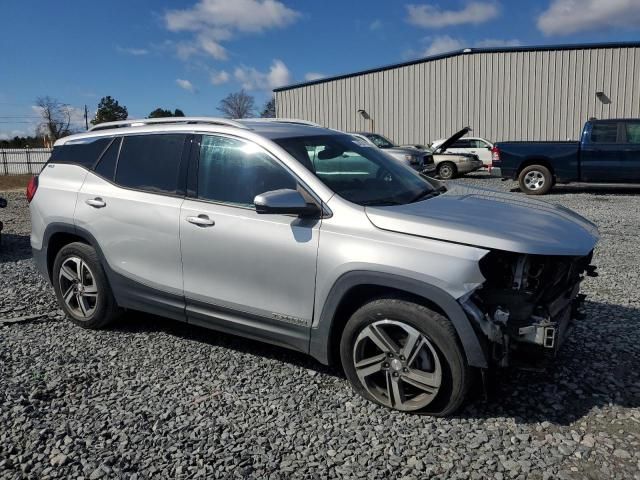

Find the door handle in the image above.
[
  {"left": 186, "top": 214, "right": 215, "bottom": 227},
  {"left": 85, "top": 197, "right": 106, "bottom": 208}
]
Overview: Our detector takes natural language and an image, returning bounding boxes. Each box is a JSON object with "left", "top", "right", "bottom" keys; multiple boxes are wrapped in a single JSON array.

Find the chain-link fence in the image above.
[{"left": 0, "top": 148, "right": 52, "bottom": 175}]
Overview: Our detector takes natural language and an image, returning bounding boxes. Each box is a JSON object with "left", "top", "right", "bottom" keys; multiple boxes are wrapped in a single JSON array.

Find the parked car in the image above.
[
  {"left": 354, "top": 130, "right": 483, "bottom": 179},
  {"left": 0, "top": 196, "right": 6, "bottom": 245},
  {"left": 29, "top": 117, "right": 598, "bottom": 415},
  {"left": 349, "top": 132, "right": 436, "bottom": 174},
  {"left": 431, "top": 135, "right": 494, "bottom": 167},
  {"left": 491, "top": 118, "right": 640, "bottom": 195}
]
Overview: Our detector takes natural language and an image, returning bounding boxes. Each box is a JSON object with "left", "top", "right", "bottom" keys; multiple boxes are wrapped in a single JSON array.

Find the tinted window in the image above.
[
  {"left": 451, "top": 139, "right": 472, "bottom": 148},
  {"left": 115, "top": 134, "right": 186, "bottom": 194},
  {"left": 49, "top": 137, "right": 112, "bottom": 167},
  {"left": 624, "top": 123, "right": 640, "bottom": 144},
  {"left": 198, "top": 135, "right": 297, "bottom": 206},
  {"left": 365, "top": 134, "right": 395, "bottom": 149},
  {"left": 94, "top": 137, "right": 121, "bottom": 180},
  {"left": 591, "top": 123, "right": 618, "bottom": 143}
]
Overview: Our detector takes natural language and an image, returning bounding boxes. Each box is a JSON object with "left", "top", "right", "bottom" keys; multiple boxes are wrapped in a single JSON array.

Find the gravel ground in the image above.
[{"left": 1, "top": 175, "right": 640, "bottom": 479}]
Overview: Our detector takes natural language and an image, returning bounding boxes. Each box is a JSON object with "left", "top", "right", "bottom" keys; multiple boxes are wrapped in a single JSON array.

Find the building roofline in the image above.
[{"left": 273, "top": 41, "right": 640, "bottom": 92}]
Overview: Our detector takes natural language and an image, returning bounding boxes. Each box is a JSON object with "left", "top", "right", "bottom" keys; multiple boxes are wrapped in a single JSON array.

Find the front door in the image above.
[
  {"left": 180, "top": 134, "right": 320, "bottom": 352},
  {"left": 621, "top": 121, "right": 640, "bottom": 182}
]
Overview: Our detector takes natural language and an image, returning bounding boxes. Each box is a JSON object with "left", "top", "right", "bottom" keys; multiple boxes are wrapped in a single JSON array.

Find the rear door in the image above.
[
  {"left": 74, "top": 133, "right": 189, "bottom": 319},
  {"left": 179, "top": 134, "right": 320, "bottom": 352},
  {"left": 580, "top": 121, "right": 624, "bottom": 182}
]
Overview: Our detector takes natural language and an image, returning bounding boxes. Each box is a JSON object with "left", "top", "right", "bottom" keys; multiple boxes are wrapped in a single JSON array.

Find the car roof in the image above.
[{"left": 237, "top": 119, "right": 338, "bottom": 139}]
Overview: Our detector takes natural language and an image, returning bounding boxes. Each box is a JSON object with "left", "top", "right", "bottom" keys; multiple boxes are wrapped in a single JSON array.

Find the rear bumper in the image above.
[{"left": 32, "top": 245, "right": 50, "bottom": 282}]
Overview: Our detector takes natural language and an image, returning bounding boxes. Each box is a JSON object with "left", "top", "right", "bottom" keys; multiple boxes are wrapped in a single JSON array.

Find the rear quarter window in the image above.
[
  {"left": 49, "top": 137, "right": 113, "bottom": 168},
  {"left": 590, "top": 123, "right": 618, "bottom": 143}
]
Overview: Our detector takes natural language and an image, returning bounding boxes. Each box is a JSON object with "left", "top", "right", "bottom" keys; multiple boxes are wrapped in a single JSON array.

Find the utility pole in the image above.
[{"left": 84, "top": 105, "right": 89, "bottom": 130}]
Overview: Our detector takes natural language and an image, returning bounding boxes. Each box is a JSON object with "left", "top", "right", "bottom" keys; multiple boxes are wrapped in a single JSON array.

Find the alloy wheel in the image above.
[
  {"left": 352, "top": 319, "right": 442, "bottom": 411},
  {"left": 523, "top": 170, "right": 545, "bottom": 191},
  {"left": 58, "top": 256, "right": 98, "bottom": 319}
]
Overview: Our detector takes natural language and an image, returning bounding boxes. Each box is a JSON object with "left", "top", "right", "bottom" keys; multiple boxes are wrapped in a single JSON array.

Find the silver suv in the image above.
[{"left": 29, "top": 117, "right": 599, "bottom": 415}]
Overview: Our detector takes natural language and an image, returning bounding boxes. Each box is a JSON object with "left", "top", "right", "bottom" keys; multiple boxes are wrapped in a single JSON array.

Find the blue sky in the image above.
[{"left": 2, "top": 0, "right": 639, "bottom": 138}]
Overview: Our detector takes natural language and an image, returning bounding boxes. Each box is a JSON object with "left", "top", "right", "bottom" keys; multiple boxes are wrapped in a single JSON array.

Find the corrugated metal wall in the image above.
[{"left": 275, "top": 46, "right": 640, "bottom": 144}]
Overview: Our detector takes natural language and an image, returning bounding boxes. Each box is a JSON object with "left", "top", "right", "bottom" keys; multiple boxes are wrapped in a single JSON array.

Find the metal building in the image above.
[{"left": 274, "top": 42, "right": 640, "bottom": 144}]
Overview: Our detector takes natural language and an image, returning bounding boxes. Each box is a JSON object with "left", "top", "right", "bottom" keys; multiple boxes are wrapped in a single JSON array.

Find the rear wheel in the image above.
[
  {"left": 518, "top": 165, "right": 553, "bottom": 195},
  {"left": 340, "top": 297, "right": 471, "bottom": 416},
  {"left": 52, "top": 242, "right": 120, "bottom": 329},
  {"left": 437, "top": 162, "right": 457, "bottom": 180}
]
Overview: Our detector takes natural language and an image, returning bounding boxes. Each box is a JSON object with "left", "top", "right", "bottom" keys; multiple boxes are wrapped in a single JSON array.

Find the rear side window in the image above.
[
  {"left": 590, "top": 123, "right": 618, "bottom": 143},
  {"left": 115, "top": 134, "right": 186, "bottom": 194},
  {"left": 624, "top": 123, "right": 640, "bottom": 144},
  {"left": 94, "top": 137, "right": 121, "bottom": 180},
  {"left": 451, "top": 139, "right": 472, "bottom": 148},
  {"left": 49, "top": 137, "right": 112, "bottom": 168}
]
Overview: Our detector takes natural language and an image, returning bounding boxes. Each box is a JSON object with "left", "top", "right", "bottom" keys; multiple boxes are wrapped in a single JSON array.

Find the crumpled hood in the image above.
[{"left": 365, "top": 184, "right": 599, "bottom": 256}]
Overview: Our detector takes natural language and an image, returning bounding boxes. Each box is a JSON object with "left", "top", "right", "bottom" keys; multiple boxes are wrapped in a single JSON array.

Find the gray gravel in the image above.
[{"left": 2, "top": 176, "right": 640, "bottom": 479}]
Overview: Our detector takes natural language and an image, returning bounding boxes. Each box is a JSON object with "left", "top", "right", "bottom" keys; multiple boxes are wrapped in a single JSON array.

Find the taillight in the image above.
[
  {"left": 26, "top": 176, "right": 38, "bottom": 203},
  {"left": 491, "top": 146, "right": 501, "bottom": 165}
]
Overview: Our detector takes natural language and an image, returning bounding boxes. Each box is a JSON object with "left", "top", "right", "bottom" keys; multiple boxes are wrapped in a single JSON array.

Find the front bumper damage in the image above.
[{"left": 460, "top": 250, "right": 597, "bottom": 369}]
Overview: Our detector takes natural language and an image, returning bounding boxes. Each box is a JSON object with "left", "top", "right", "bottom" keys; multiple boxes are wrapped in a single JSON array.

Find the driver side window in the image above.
[{"left": 198, "top": 135, "right": 297, "bottom": 207}]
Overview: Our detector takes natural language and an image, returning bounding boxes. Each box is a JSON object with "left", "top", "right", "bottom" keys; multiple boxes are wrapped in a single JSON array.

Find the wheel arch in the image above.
[
  {"left": 309, "top": 271, "right": 488, "bottom": 369},
  {"left": 516, "top": 157, "right": 555, "bottom": 177}
]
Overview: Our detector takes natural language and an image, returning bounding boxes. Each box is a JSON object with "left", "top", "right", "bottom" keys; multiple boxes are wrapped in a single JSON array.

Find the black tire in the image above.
[
  {"left": 52, "top": 242, "right": 120, "bottom": 329},
  {"left": 518, "top": 164, "right": 553, "bottom": 195},
  {"left": 340, "top": 297, "right": 471, "bottom": 416},
  {"left": 437, "top": 162, "right": 457, "bottom": 180}
]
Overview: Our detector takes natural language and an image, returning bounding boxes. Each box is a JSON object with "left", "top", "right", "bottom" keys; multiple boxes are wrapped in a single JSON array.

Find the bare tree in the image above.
[
  {"left": 35, "top": 96, "right": 72, "bottom": 141},
  {"left": 217, "top": 90, "right": 255, "bottom": 119}
]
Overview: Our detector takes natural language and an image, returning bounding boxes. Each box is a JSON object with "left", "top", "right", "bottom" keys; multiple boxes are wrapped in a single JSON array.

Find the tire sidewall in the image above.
[
  {"left": 519, "top": 165, "right": 552, "bottom": 195},
  {"left": 340, "top": 298, "right": 468, "bottom": 416},
  {"left": 52, "top": 242, "right": 113, "bottom": 328}
]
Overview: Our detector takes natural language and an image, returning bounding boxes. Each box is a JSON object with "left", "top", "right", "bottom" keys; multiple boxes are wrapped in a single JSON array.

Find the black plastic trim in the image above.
[
  {"left": 274, "top": 41, "right": 640, "bottom": 92},
  {"left": 309, "top": 271, "right": 488, "bottom": 368}
]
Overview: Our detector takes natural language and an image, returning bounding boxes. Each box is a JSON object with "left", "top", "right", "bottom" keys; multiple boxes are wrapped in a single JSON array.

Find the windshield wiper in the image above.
[
  {"left": 360, "top": 199, "right": 402, "bottom": 206},
  {"left": 410, "top": 185, "right": 446, "bottom": 203}
]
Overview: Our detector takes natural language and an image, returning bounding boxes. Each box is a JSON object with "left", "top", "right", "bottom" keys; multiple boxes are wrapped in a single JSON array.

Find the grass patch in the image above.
[{"left": 0, "top": 174, "right": 31, "bottom": 191}]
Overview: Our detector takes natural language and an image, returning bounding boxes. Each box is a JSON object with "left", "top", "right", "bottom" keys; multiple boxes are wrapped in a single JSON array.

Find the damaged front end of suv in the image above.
[{"left": 461, "top": 250, "right": 598, "bottom": 369}]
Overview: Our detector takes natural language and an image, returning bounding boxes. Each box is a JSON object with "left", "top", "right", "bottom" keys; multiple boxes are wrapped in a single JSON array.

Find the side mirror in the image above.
[{"left": 254, "top": 189, "right": 320, "bottom": 217}]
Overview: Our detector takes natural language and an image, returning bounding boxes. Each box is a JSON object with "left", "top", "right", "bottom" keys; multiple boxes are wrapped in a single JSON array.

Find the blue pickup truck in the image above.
[{"left": 490, "top": 118, "right": 640, "bottom": 194}]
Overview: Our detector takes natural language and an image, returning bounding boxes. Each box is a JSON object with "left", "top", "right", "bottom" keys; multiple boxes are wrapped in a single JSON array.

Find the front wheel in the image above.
[
  {"left": 340, "top": 297, "right": 471, "bottom": 416},
  {"left": 518, "top": 165, "right": 553, "bottom": 195},
  {"left": 437, "top": 162, "right": 457, "bottom": 180}
]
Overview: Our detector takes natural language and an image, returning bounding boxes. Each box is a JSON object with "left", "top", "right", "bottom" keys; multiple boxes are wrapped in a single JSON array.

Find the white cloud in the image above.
[
  {"left": 117, "top": 46, "right": 149, "bottom": 56},
  {"left": 537, "top": 0, "right": 640, "bottom": 36},
  {"left": 176, "top": 79, "right": 196, "bottom": 92},
  {"left": 210, "top": 70, "right": 230, "bottom": 85},
  {"left": 422, "top": 35, "right": 465, "bottom": 56},
  {"left": 304, "top": 72, "right": 325, "bottom": 81},
  {"left": 165, "top": 0, "right": 300, "bottom": 59},
  {"left": 234, "top": 59, "right": 291, "bottom": 91},
  {"left": 369, "top": 19, "right": 382, "bottom": 31},
  {"left": 475, "top": 38, "right": 521, "bottom": 47},
  {"left": 406, "top": 1, "right": 499, "bottom": 28}
]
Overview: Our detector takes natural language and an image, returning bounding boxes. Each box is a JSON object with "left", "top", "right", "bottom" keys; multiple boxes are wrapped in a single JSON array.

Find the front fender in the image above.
[{"left": 309, "top": 271, "right": 488, "bottom": 368}]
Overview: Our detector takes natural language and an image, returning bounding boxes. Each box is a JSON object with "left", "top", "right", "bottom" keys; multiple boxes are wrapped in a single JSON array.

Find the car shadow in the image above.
[
  {"left": 457, "top": 300, "right": 640, "bottom": 425},
  {"left": 509, "top": 185, "right": 640, "bottom": 196},
  {"left": 109, "top": 310, "right": 341, "bottom": 378},
  {"left": 0, "top": 233, "right": 32, "bottom": 263},
  {"left": 108, "top": 299, "right": 638, "bottom": 425}
]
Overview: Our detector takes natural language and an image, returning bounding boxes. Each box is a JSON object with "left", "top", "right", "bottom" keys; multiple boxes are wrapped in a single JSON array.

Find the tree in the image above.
[
  {"left": 217, "top": 90, "right": 255, "bottom": 119},
  {"left": 260, "top": 97, "right": 276, "bottom": 118},
  {"left": 35, "top": 96, "right": 72, "bottom": 141},
  {"left": 91, "top": 96, "right": 128, "bottom": 125},
  {"left": 148, "top": 108, "right": 186, "bottom": 118}
]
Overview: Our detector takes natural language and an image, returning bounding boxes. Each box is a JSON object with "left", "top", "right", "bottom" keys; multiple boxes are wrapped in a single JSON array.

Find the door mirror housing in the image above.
[{"left": 254, "top": 189, "right": 320, "bottom": 217}]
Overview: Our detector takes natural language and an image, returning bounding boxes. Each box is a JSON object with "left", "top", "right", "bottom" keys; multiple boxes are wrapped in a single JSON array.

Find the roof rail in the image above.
[
  {"left": 245, "top": 118, "right": 322, "bottom": 127},
  {"left": 88, "top": 116, "right": 248, "bottom": 132}
]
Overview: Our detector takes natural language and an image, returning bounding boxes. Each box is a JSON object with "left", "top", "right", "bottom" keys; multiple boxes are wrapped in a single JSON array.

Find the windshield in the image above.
[
  {"left": 275, "top": 134, "right": 437, "bottom": 206},
  {"left": 364, "top": 133, "right": 395, "bottom": 149}
]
